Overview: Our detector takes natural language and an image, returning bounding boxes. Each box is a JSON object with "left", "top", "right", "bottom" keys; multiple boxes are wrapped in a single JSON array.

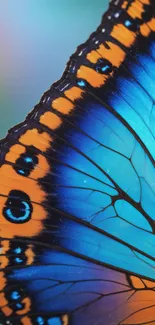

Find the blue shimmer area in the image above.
[
  {"left": 58, "top": 125, "right": 140, "bottom": 202},
  {"left": 58, "top": 145, "right": 114, "bottom": 187},
  {"left": 74, "top": 105, "right": 135, "bottom": 158},
  {"left": 9, "top": 219, "right": 155, "bottom": 291},
  {"left": 56, "top": 163, "right": 117, "bottom": 194},
  {"left": 57, "top": 187, "right": 111, "bottom": 222},
  {"left": 109, "top": 92, "right": 155, "bottom": 160},
  {"left": 130, "top": 57, "right": 155, "bottom": 102},
  {"left": 116, "top": 76, "right": 152, "bottom": 127}
]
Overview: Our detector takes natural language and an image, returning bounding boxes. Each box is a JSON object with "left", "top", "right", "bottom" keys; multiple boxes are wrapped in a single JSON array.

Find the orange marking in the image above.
[
  {"left": 0, "top": 165, "right": 45, "bottom": 203},
  {"left": 97, "top": 42, "right": 126, "bottom": 68},
  {"left": 77, "top": 65, "right": 108, "bottom": 87},
  {"left": 52, "top": 97, "right": 74, "bottom": 114},
  {"left": 140, "top": 23, "right": 150, "bottom": 37},
  {"left": 1, "top": 240, "right": 10, "bottom": 253},
  {"left": 122, "top": 1, "right": 128, "bottom": 9},
  {"left": 62, "top": 315, "right": 69, "bottom": 325},
  {"left": 0, "top": 272, "right": 6, "bottom": 291},
  {"left": 0, "top": 292, "right": 8, "bottom": 307},
  {"left": 143, "top": 279, "right": 155, "bottom": 288},
  {"left": 111, "top": 24, "right": 136, "bottom": 47},
  {"left": 30, "top": 154, "right": 50, "bottom": 179},
  {"left": 123, "top": 305, "right": 155, "bottom": 324},
  {"left": 0, "top": 256, "right": 9, "bottom": 269},
  {"left": 21, "top": 317, "right": 33, "bottom": 325},
  {"left": 87, "top": 50, "right": 101, "bottom": 63},
  {"left": 16, "top": 297, "right": 31, "bottom": 315},
  {"left": 5, "top": 144, "right": 25, "bottom": 163},
  {"left": 148, "top": 18, "right": 155, "bottom": 31},
  {"left": 65, "top": 86, "right": 84, "bottom": 101},
  {"left": 25, "top": 245, "right": 35, "bottom": 265},
  {"left": 140, "top": 0, "right": 149, "bottom": 3},
  {"left": 128, "top": 1, "right": 143, "bottom": 19},
  {"left": 130, "top": 276, "right": 145, "bottom": 289},
  {"left": 1, "top": 306, "right": 12, "bottom": 316},
  {"left": 20, "top": 129, "right": 52, "bottom": 152},
  {"left": 40, "top": 111, "right": 62, "bottom": 130}
]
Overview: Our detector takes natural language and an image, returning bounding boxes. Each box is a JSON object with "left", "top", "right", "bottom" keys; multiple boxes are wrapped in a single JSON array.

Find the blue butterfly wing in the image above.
[
  {"left": 1, "top": 0, "right": 155, "bottom": 324},
  {"left": 5, "top": 247, "right": 155, "bottom": 324}
]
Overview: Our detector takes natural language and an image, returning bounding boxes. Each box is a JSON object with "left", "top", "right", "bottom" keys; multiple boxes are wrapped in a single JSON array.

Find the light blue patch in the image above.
[
  {"left": 115, "top": 199, "right": 152, "bottom": 231},
  {"left": 36, "top": 316, "right": 45, "bottom": 325},
  {"left": 14, "top": 247, "right": 22, "bottom": 254},
  {"left": 18, "top": 169, "right": 25, "bottom": 175},
  {"left": 77, "top": 80, "right": 86, "bottom": 87},
  {"left": 15, "top": 257, "right": 23, "bottom": 264},
  {"left": 48, "top": 317, "right": 62, "bottom": 325},
  {"left": 124, "top": 20, "right": 132, "bottom": 27},
  {"left": 11, "top": 291, "right": 21, "bottom": 300},
  {"left": 24, "top": 156, "right": 33, "bottom": 163}
]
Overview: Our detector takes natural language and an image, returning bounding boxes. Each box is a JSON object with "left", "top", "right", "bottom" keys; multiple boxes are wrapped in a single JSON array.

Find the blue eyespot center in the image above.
[
  {"left": 36, "top": 317, "right": 45, "bottom": 325},
  {"left": 3, "top": 190, "right": 32, "bottom": 224},
  {"left": 125, "top": 20, "right": 132, "bottom": 27},
  {"left": 11, "top": 291, "right": 21, "bottom": 300},
  {"left": 76, "top": 79, "right": 86, "bottom": 87}
]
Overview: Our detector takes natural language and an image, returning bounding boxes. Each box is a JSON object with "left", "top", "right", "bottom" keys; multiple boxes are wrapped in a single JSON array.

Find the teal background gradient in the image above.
[{"left": 0, "top": 0, "right": 109, "bottom": 139}]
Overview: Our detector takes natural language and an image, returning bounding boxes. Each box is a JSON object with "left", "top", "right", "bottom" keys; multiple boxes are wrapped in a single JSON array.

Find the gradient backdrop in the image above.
[{"left": 0, "top": 0, "right": 109, "bottom": 139}]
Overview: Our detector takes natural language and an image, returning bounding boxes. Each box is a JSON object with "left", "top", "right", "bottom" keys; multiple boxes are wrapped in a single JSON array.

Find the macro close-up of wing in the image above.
[{"left": 1, "top": 0, "right": 155, "bottom": 324}]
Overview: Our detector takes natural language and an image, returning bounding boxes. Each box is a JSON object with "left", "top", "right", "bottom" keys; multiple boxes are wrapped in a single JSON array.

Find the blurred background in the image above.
[{"left": 0, "top": 0, "right": 109, "bottom": 139}]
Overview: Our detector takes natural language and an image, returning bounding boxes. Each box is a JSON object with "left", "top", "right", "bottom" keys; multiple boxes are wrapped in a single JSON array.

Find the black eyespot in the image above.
[
  {"left": 14, "top": 149, "right": 38, "bottom": 177},
  {"left": 3, "top": 190, "right": 32, "bottom": 224},
  {"left": 96, "top": 59, "right": 113, "bottom": 75}
]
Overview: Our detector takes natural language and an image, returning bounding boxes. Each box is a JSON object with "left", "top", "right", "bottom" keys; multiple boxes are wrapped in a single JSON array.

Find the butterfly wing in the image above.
[{"left": 1, "top": 0, "right": 155, "bottom": 324}]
